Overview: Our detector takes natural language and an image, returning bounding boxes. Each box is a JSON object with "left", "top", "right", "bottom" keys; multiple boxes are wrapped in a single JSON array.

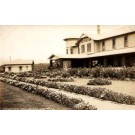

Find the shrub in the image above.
[
  {"left": 3, "top": 76, "right": 135, "bottom": 105},
  {"left": 0, "top": 78, "right": 97, "bottom": 110},
  {"left": 87, "top": 78, "right": 112, "bottom": 85},
  {"left": 47, "top": 76, "right": 74, "bottom": 82}
]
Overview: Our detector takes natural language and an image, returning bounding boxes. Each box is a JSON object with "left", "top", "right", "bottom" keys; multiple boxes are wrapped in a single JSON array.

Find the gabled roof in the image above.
[
  {"left": 2, "top": 59, "right": 34, "bottom": 66},
  {"left": 76, "top": 26, "right": 135, "bottom": 45}
]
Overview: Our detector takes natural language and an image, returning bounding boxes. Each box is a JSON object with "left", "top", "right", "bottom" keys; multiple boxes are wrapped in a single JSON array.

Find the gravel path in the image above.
[{"left": 0, "top": 82, "right": 70, "bottom": 110}]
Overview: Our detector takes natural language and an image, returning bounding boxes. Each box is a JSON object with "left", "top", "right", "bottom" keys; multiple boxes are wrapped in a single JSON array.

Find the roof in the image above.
[
  {"left": 1, "top": 59, "right": 34, "bottom": 66},
  {"left": 49, "top": 47, "right": 135, "bottom": 60},
  {"left": 64, "top": 38, "right": 78, "bottom": 41},
  {"left": 76, "top": 26, "right": 135, "bottom": 45},
  {"left": 48, "top": 54, "right": 86, "bottom": 60}
]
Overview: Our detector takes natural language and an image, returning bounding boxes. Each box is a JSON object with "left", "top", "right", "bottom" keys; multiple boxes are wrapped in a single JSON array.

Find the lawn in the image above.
[{"left": 0, "top": 82, "right": 70, "bottom": 110}]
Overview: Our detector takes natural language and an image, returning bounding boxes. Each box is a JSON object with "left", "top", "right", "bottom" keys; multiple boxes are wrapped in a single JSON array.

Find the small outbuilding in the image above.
[{"left": 1, "top": 60, "right": 34, "bottom": 73}]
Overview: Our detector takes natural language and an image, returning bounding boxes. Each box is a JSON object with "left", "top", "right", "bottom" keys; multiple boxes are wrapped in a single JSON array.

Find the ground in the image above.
[
  {"left": 59, "top": 78, "right": 135, "bottom": 97},
  {"left": 0, "top": 82, "right": 70, "bottom": 110}
]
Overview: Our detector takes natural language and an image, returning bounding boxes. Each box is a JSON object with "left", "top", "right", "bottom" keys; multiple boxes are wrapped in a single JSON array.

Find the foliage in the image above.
[
  {"left": 87, "top": 78, "right": 112, "bottom": 85},
  {"left": 47, "top": 76, "right": 74, "bottom": 82},
  {"left": 2, "top": 76, "right": 135, "bottom": 105},
  {"left": 0, "top": 78, "right": 97, "bottom": 110}
]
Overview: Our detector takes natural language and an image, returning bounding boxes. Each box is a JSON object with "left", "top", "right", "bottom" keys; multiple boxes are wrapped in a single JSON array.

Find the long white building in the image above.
[{"left": 2, "top": 60, "right": 34, "bottom": 73}]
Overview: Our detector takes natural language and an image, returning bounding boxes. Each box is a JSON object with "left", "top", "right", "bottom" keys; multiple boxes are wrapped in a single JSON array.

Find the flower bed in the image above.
[
  {"left": 87, "top": 78, "right": 112, "bottom": 85},
  {"left": 2, "top": 76, "right": 135, "bottom": 105},
  {"left": 47, "top": 76, "right": 74, "bottom": 82},
  {"left": 0, "top": 78, "right": 97, "bottom": 110}
]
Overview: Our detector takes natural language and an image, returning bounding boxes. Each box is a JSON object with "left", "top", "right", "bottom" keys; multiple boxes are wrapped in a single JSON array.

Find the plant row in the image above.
[
  {"left": 47, "top": 76, "right": 74, "bottom": 82},
  {"left": 3, "top": 76, "right": 135, "bottom": 105},
  {"left": 87, "top": 78, "right": 112, "bottom": 85},
  {"left": 2, "top": 67, "right": 135, "bottom": 80},
  {"left": 0, "top": 78, "right": 97, "bottom": 110}
]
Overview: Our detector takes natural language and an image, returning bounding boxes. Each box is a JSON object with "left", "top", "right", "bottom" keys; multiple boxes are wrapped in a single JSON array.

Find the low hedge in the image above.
[
  {"left": 2, "top": 76, "right": 135, "bottom": 105},
  {"left": 47, "top": 76, "right": 74, "bottom": 82},
  {"left": 0, "top": 78, "right": 97, "bottom": 110},
  {"left": 87, "top": 78, "right": 112, "bottom": 85}
]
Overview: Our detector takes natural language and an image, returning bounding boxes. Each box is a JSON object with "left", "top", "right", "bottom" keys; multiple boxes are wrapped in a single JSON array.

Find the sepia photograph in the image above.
[{"left": 0, "top": 25, "right": 135, "bottom": 110}]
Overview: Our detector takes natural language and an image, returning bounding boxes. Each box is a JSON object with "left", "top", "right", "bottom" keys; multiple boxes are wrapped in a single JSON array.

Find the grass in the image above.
[
  {"left": 0, "top": 78, "right": 97, "bottom": 110},
  {"left": 0, "top": 82, "right": 70, "bottom": 110}
]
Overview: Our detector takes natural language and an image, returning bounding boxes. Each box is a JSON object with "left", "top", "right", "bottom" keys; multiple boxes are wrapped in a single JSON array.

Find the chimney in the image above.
[{"left": 97, "top": 25, "right": 100, "bottom": 34}]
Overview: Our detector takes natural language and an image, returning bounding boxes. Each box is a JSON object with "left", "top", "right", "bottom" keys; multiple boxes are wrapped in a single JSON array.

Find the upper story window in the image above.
[
  {"left": 124, "top": 36, "right": 128, "bottom": 47},
  {"left": 19, "top": 66, "right": 22, "bottom": 72},
  {"left": 102, "top": 41, "right": 105, "bottom": 51},
  {"left": 87, "top": 43, "right": 91, "bottom": 52},
  {"left": 70, "top": 48, "right": 73, "bottom": 54},
  {"left": 81, "top": 45, "right": 85, "bottom": 53},
  {"left": 8, "top": 67, "right": 12, "bottom": 72},
  {"left": 66, "top": 49, "right": 68, "bottom": 54},
  {"left": 112, "top": 38, "right": 116, "bottom": 49}
]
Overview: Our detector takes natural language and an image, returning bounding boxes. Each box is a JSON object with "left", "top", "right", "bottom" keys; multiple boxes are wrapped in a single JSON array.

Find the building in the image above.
[
  {"left": 1, "top": 60, "right": 34, "bottom": 73},
  {"left": 49, "top": 26, "right": 135, "bottom": 69}
]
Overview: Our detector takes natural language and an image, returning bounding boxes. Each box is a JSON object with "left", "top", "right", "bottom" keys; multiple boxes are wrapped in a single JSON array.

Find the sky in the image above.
[{"left": 0, "top": 25, "right": 126, "bottom": 64}]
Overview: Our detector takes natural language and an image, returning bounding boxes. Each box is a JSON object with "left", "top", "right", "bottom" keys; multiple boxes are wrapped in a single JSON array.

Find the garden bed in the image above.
[
  {"left": 87, "top": 78, "right": 112, "bottom": 85},
  {"left": 2, "top": 76, "right": 135, "bottom": 105},
  {"left": 0, "top": 78, "right": 97, "bottom": 110}
]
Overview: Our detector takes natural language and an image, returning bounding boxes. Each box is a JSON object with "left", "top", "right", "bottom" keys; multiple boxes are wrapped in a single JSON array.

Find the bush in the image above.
[
  {"left": 87, "top": 78, "right": 112, "bottom": 85},
  {"left": 47, "top": 76, "right": 74, "bottom": 82},
  {"left": 3, "top": 76, "right": 135, "bottom": 105},
  {"left": 0, "top": 78, "right": 97, "bottom": 110}
]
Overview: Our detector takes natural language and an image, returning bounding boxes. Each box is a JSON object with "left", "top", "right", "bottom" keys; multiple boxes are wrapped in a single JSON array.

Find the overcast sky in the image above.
[{"left": 0, "top": 25, "right": 126, "bottom": 63}]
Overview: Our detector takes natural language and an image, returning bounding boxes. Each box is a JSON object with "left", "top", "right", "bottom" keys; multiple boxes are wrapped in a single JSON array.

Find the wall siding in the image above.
[
  {"left": 95, "top": 33, "right": 135, "bottom": 52},
  {"left": 5, "top": 65, "right": 32, "bottom": 73}
]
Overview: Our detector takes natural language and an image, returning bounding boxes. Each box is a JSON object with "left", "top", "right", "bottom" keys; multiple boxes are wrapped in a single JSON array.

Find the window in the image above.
[
  {"left": 87, "top": 43, "right": 91, "bottom": 52},
  {"left": 112, "top": 38, "right": 116, "bottom": 49},
  {"left": 124, "top": 36, "right": 128, "bottom": 47},
  {"left": 81, "top": 45, "right": 85, "bottom": 53},
  {"left": 66, "top": 49, "right": 68, "bottom": 54},
  {"left": 70, "top": 48, "right": 73, "bottom": 54},
  {"left": 8, "top": 67, "right": 12, "bottom": 72},
  {"left": 102, "top": 41, "right": 105, "bottom": 51},
  {"left": 19, "top": 66, "right": 22, "bottom": 72},
  {"left": 26, "top": 66, "right": 28, "bottom": 69}
]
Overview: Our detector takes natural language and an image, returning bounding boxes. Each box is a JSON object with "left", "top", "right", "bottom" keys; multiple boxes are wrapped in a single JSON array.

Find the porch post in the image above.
[
  {"left": 103, "top": 57, "right": 107, "bottom": 67},
  {"left": 50, "top": 60, "right": 53, "bottom": 67},
  {"left": 122, "top": 56, "right": 125, "bottom": 67}
]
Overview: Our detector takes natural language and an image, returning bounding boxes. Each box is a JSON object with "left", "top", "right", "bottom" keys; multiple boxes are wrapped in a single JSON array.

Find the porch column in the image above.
[
  {"left": 122, "top": 56, "right": 125, "bottom": 67},
  {"left": 50, "top": 60, "right": 53, "bottom": 67},
  {"left": 103, "top": 57, "right": 107, "bottom": 67},
  {"left": 113, "top": 57, "right": 118, "bottom": 67}
]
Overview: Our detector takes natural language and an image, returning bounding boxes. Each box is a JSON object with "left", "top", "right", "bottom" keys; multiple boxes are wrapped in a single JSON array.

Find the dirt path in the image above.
[{"left": 0, "top": 82, "right": 70, "bottom": 110}]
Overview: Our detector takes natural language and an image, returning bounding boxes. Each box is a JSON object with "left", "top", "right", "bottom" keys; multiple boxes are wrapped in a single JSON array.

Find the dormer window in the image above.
[
  {"left": 70, "top": 48, "right": 73, "bottom": 54},
  {"left": 87, "top": 43, "right": 91, "bottom": 52},
  {"left": 81, "top": 45, "right": 85, "bottom": 53}
]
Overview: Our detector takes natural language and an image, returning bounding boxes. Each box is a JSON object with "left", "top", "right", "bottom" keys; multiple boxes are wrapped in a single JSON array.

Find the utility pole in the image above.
[{"left": 97, "top": 25, "right": 100, "bottom": 34}]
